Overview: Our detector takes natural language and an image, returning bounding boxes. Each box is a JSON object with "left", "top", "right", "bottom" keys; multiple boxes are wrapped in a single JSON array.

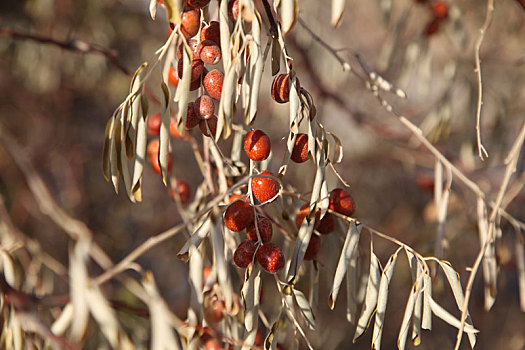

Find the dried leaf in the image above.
[
  {"left": 397, "top": 280, "right": 419, "bottom": 350},
  {"left": 149, "top": 0, "right": 158, "bottom": 20},
  {"left": 69, "top": 239, "right": 90, "bottom": 344},
  {"left": 271, "top": 38, "right": 280, "bottom": 76},
  {"left": 131, "top": 99, "right": 147, "bottom": 202},
  {"left": 331, "top": 0, "right": 346, "bottom": 27},
  {"left": 516, "top": 230, "right": 525, "bottom": 311},
  {"left": 210, "top": 220, "right": 234, "bottom": 310},
  {"left": 159, "top": 81, "right": 171, "bottom": 185},
  {"left": 177, "top": 217, "right": 211, "bottom": 261},
  {"left": 422, "top": 273, "right": 432, "bottom": 330},
  {"left": 353, "top": 248, "right": 382, "bottom": 341},
  {"left": 329, "top": 221, "right": 362, "bottom": 309},
  {"left": 293, "top": 288, "right": 316, "bottom": 330},
  {"left": 327, "top": 131, "right": 344, "bottom": 164},
  {"left": 428, "top": 296, "right": 479, "bottom": 334},
  {"left": 280, "top": 0, "right": 298, "bottom": 34},
  {"left": 371, "top": 247, "right": 401, "bottom": 350}
]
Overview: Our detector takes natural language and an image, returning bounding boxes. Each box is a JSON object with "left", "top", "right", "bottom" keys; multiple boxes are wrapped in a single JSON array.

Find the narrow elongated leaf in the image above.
[
  {"left": 131, "top": 99, "right": 147, "bottom": 202},
  {"left": 159, "top": 82, "right": 171, "bottom": 185},
  {"left": 177, "top": 217, "right": 211, "bottom": 261},
  {"left": 102, "top": 115, "right": 116, "bottom": 182},
  {"left": 271, "top": 38, "right": 280, "bottom": 76},
  {"left": 0, "top": 250, "right": 16, "bottom": 287},
  {"left": 516, "top": 230, "right": 525, "bottom": 311},
  {"left": 329, "top": 221, "right": 362, "bottom": 309},
  {"left": 327, "top": 132, "right": 343, "bottom": 164},
  {"left": 149, "top": 0, "right": 157, "bottom": 19},
  {"left": 398, "top": 280, "right": 419, "bottom": 350},
  {"left": 69, "top": 239, "right": 90, "bottom": 344},
  {"left": 422, "top": 273, "right": 432, "bottom": 330},
  {"left": 353, "top": 249, "right": 382, "bottom": 341},
  {"left": 210, "top": 220, "right": 233, "bottom": 310},
  {"left": 331, "top": 0, "right": 346, "bottom": 27},
  {"left": 428, "top": 296, "right": 479, "bottom": 334},
  {"left": 477, "top": 197, "right": 497, "bottom": 311},
  {"left": 219, "top": 0, "right": 231, "bottom": 69},
  {"left": 371, "top": 247, "right": 401, "bottom": 350},
  {"left": 51, "top": 303, "right": 74, "bottom": 336},
  {"left": 241, "top": 264, "right": 262, "bottom": 332},
  {"left": 293, "top": 288, "right": 316, "bottom": 330},
  {"left": 247, "top": 12, "right": 264, "bottom": 123},
  {"left": 280, "top": 0, "right": 298, "bottom": 34}
]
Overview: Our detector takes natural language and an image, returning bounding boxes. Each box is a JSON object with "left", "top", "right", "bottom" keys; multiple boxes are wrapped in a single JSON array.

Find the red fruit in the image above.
[
  {"left": 177, "top": 58, "right": 205, "bottom": 83},
  {"left": 187, "top": 0, "right": 211, "bottom": 9},
  {"left": 417, "top": 174, "right": 434, "bottom": 193},
  {"left": 295, "top": 203, "right": 321, "bottom": 230},
  {"left": 177, "top": 39, "right": 199, "bottom": 61},
  {"left": 304, "top": 234, "right": 320, "bottom": 260},
  {"left": 430, "top": 1, "right": 448, "bottom": 19},
  {"left": 185, "top": 102, "right": 200, "bottom": 130},
  {"left": 244, "top": 130, "right": 271, "bottom": 161},
  {"left": 170, "top": 180, "right": 191, "bottom": 203},
  {"left": 148, "top": 113, "right": 162, "bottom": 135},
  {"left": 198, "top": 40, "right": 222, "bottom": 65},
  {"left": 203, "top": 266, "right": 212, "bottom": 284},
  {"left": 194, "top": 95, "right": 215, "bottom": 119},
  {"left": 190, "top": 75, "right": 202, "bottom": 91},
  {"left": 329, "top": 188, "right": 355, "bottom": 217},
  {"left": 181, "top": 9, "right": 201, "bottom": 38},
  {"left": 147, "top": 139, "right": 160, "bottom": 162},
  {"left": 228, "top": 194, "right": 246, "bottom": 203},
  {"left": 290, "top": 133, "right": 309, "bottom": 163},
  {"left": 201, "top": 21, "right": 220, "bottom": 45},
  {"left": 228, "top": 0, "right": 239, "bottom": 21},
  {"left": 251, "top": 171, "right": 279, "bottom": 203},
  {"left": 170, "top": 119, "right": 184, "bottom": 139},
  {"left": 206, "top": 299, "right": 225, "bottom": 323},
  {"left": 271, "top": 74, "right": 301, "bottom": 104},
  {"left": 256, "top": 242, "right": 285, "bottom": 273},
  {"left": 168, "top": 67, "right": 179, "bottom": 87},
  {"left": 317, "top": 213, "right": 335, "bottom": 235},
  {"left": 150, "top": 152, "right": 172, "bottom": 174},
  {"left": 203, "top": 69, "right": 224, "bottom": 100},
  {"left": 199, "top": 116, "right": 218, "bottom": 137},
  {"left": 233, "top": 240, "right": 257, "bottom": 268},
  {"left": 247, "top": 216, "right": 273, "bottom": 242},
  {"left": 224, "top": 200, "right": 254, "bottom": 232},
  {"left": 424, "top": 17, "right": 441, "bottom": 36}
]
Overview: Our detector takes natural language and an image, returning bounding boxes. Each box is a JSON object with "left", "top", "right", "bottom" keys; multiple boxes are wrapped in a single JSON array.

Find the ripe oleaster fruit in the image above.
[
  {"left": 329, "top": 188, "right": 355, "bottom": 217},
  {"left": 304, "top": 234, "right": 320, "bottom": 260},
  {"left": 244, "top": 129, "right": 271, "bottom": 161},
  {"left": 148, "top": 113, "right": 161, "bottom": 135},
  {"left": 224, "top": 200, "right": 254, "bottom": 232},
  {"left": 256, "top": 242, "right": 285, "bottom": 273},
  {"left": 296, "top": 203, "right": 321, "bottom": 230},
  {"left": 251, "top": 171, "right": 279, "bottom": 203},
  {"left": 246, "top": 216, "right": 273, "bottom": 242},
  {"left": 290, "top": 133, "right": 309, "bottom": 163},
  {"left": 203, "top": 69, "right": 224, "bottom": 100},
  {"left": 233, "top": 240, "right": 256, "bottom": 268}
]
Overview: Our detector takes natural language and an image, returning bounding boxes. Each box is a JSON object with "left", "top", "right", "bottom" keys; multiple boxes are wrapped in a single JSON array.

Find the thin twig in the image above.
[
  {"left": 473, "top": 0, "right": 494, "bottom": 161},
  {"left": 0, "top": 27, "right": 130, "bottom": 75}
]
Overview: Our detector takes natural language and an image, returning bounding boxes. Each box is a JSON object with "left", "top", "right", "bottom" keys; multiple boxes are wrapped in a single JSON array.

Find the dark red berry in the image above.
[
  {"left": 177, "top": 39, "right": 199, "bottom": 61},
  {"left": 194, "top": 95, "right": 215, "bottom": 119},
  {"left": 256, "top": 242, "right": 284, "bottom": 273},
  {"left": 168, "top": 67, "right": 179, "bottom": 87},
  {"left": 148, "top": 113, "right": 162, "bottom": 135},
  {"left": 224, "top": 200, "right": 254, "bottom": 232},
  {"left": 251, "top": 171, "right": 279, "bottom": 203},
  {"left": 187, "top": 0, "right": 211, "bottom": 9},
  {"left": 203, "top": 69, "right": 224, "bottom": 100},
  {"left": 296, "top": 204, "right": 321, "bottom": 230},
  {"left": 290, "top": 133, "right": 309, "bottom": 163},
  {"left": 199, "top": 116, "right": 218, "bottom": 137},
  {"left": 200, "top": 21, "right": 220, "bottom": 46},
  {"left": 228, "top": 0, "right": 239, "bottom": 22},
  {"left": 207, "top": 299, "right": 225, "bottom": 323},
  {"left": 247, "top": 216, "right": 273, "bottom": 242},
  {"left": 185, "top": 102, "right": 200, "bottom": 130},
  {"left": 181, "top": 9, "right": 201, "bottom": 38},
  {"left": 329, "top": 188, "right": 355, "bottom": 217},
  {"left": 425, "top": 17, "right": 441, "bottom": 36},
  {"left": 244, "top": 130, "right": 271, "bottom": 161},
  {"left": 177, "top": 58, "right": 205, "bottom": 83},
  {"left": 233, "top": 240, "right": 256, "bottom": 268},
  {"left": 148, "top": 140, "right": 172, "bottom": 174},
  {"left": 317, "top": 213, "right": 335, "bottom": 235},
  {"left": 271, "top": 74, "right": 301, "bottom": 104},
  {"left": 198, "top": 40, "right": 222, "bottom": 65},
  {"left": 304, "top": 234, "right": 320, "bottom": 260},
  {"left": 170, "top": 180, "right": 191, "bottom": 203}
]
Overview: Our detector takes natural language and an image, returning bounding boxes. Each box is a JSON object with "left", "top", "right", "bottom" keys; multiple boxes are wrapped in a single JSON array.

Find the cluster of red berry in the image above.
[{"left": 418, "top": 0, "right": 449, "bottom": 36}]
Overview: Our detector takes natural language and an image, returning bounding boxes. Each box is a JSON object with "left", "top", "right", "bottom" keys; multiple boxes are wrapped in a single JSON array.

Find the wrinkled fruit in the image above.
[
  {"left": 246, "top": 216, "right": 273, "bottom": 242},
  {"left": 233, "top": 240, "right": 256, "bottom": 268}
]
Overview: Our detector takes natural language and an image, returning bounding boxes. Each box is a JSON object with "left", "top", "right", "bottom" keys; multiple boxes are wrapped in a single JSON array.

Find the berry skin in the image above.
[
  {"left": 228, "top": 0, "right": 239, "bottom": 21},
  {"left": 295, "top": 203, "right": 321, "bottom": 230},
  {"left": 256, "top": 242, "right": 285, "bottom": 273},
  {"left": 170, "top": 180, "right": 191, "bottom": 203},
  {"left": 317, "top": 213, "right": 335, "bottom": 235},
  {"left": 194, "top": 95, "right": 215, "bottom": 119},
  {"left": 304, "top": 234, "right": 320, "bottom": 260},
  {"left": 148, "top": 113, "right": 162, "bottom": 135},
  {"left": 181, "top": 9, "right": 201, "bottom": 38},
  {"left": 329, "top": 188, "right": 355, "bottom": 217},
  {"left": 430, "top": 1, "right": 448, "bottom": 19},
  {"left": 244, "top": 130, "right": 271, "bottom": 161},
  {"left": 177, "top": 58, "right": 205, "bottom": 83},
  {"left": 224, "top": 200, "right": 254, "bottom": 232},
  {"left": 169, "top": 119, "right": 184, "bottom": 139},
  {"left": 199, "top": 115, "right": 218, "bottom": 137},
  {"left": 228, "top": 194, "right": 246, "bottom": 203},
  {"left": 233, "top": 240, "right": 256, "bottom": 268},
  {"left": 187, "top": 0, "right": 211, "bottom": 9},
  {"left": 247, "top": 216, "right": 273, "bottom": 242},
  {"left": 147, "top": 139, "right": 160, "bottom": 162},
  {"left": 205, "top": 298, "right": 225, "bottom": 323},
  {"left": 198, "top": 40, "right": 222, "bottom": 65},
  {"left": 185, "top": 102, "right": 200, "bottom": 130},
  {"left": 177, "top": 39, "right": 199, "bottom": 61},
  {"left": 149, "top": 149, "right": 172, "bottom": 174},
  {"left": 200, "top": 21, "right": 220, "bottom": 45},
  {"left": 424, "top": 17, "right": 441, "bottom": 36},
  {"left": 290, "top": 133, "right": 309, "bottom": 163},
  {"left": 168, "top": 67, "right": 179, "bottom": 87},
  {"left": 271, "top": 74, "right": 301, "bottom": 103},
  {"left": 251, "top": 171, "right": 279, "bottom": 203},
  {"left": 203, "top": 69, "right": 224, "bottom": 100}
]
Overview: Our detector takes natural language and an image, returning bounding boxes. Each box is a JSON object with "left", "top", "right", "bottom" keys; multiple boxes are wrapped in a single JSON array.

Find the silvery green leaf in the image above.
[
  {"left": 371, "top": 247, "right": 401, "bottom": 350},
  {"left": 329, "top": 221, "right": 361, "bottom": 309}
]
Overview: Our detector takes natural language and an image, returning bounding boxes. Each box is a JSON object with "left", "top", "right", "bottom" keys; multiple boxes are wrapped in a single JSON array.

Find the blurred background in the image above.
[{"left": 1, "top": 0, "right": 524, "bottom": 349}]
